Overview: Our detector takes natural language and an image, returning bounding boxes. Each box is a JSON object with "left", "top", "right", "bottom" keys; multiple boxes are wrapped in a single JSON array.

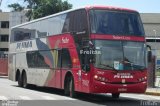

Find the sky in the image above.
[{"left": 0, "top": 0, "right": 160, "bottom": 13}]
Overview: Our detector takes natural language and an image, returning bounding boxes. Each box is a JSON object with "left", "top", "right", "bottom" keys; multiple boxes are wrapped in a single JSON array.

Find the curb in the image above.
[
  {"left": 145, "top": 92, "right": 160, "bottom": 96},
  {"left": 0, "top": 76, "right": 8, "bottom": 79}
]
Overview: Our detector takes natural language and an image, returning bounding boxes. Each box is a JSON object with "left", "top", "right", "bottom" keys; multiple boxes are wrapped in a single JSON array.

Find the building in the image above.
[
  {"left": 140, "top": 13, "right": 160, "bottom": 59},
  {"left": 141, "top": 13, "right": 160, "bottom": 69},
  {"left": 0, "top": 11, "right": 28, "bottom": 57},
  {"left": 0, "top": 12, "right": 9, "bottom": 55},
  {"left": 140, "top": 13, "right": 160, "bottom": 87},
  {"left": 9, "top": 11, "right": 28, "bottom": 28}
]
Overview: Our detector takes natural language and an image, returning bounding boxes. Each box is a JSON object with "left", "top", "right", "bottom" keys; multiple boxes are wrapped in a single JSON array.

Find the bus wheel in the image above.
[
  {"left": 69, "top": 77, "right": 76, "bottom": 98},
  {"left": 22, "top": 72, "right": 28, "bottom": 88},
  {"left": 18, "top": 74, "right": 22, "bottom": 87},
  {"left": 112, "top": 93, "right": 120, "bottom": 98},
  {"left": 64, "top": 76, "right": 76, "bottom": 98}
]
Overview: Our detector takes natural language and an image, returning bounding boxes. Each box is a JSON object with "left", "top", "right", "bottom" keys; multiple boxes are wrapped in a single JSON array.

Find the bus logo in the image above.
[
  {"left": 114, "top": 73, "right": 133, "bottom": 79},
  {"left": 16, "top": 41, "right": 32, "bottom": 50},
  {"left": 62, "top": 37, "right": 69, "bottom": 43}
]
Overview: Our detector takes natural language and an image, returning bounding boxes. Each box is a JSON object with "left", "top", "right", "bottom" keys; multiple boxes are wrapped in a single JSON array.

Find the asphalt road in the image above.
[{"left": 0, "top": 78, "right": 160, "bottom": 106}]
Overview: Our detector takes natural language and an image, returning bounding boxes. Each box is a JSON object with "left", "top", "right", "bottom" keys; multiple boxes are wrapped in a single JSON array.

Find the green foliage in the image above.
[
  {"left": 8, "top": 0, "right": 72, "bottom": 20},
  {"left": 8, "top": 3, "right": 24, "bottom": 12},
  {"left": 32, "top": 0, "right": 72, "bottom": 19}
]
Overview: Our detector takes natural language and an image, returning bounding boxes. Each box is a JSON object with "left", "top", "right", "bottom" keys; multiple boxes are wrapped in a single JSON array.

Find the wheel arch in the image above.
[{"left": 64, "top": 71, "right": 74, "bottom": 89}]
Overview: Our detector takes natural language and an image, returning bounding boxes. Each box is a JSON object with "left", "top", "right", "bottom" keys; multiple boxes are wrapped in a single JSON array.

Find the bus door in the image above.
[
  {"left": 53, "top": 49, "right": 61, "bottom": 88},
  {"left": 81, "top": 47, "right": 91, "bottom": 92},
  {"left": 55, "top": 48, "right": 72, "bottom": 88}
]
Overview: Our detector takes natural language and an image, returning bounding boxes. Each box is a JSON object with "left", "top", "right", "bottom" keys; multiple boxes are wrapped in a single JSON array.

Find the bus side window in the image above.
[
  {"left": 73, "top": 9, "right": 88, "bottom": 33},
  {"left": 61, "top": 49, "right": 72, "bottom": 68},
  {"left": 26, "top": 51, "right": 50, "bottom": 68},
  {"left": 62, "top": 16, "right": 70, "bottom": 33},
  {"left": 62, "top": 12, "right": 74, "bottom": 33}
]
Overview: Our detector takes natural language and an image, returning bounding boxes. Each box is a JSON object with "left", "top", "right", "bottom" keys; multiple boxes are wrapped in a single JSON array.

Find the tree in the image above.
[
  {"left": 8, "top": 0, "right": 72, "bottom": 20},
  {"left": 31, "top": 0, "right": 72, "bottom": 19},
  {"left": 8, "top": 3, "right": 24, "bottom": 12}
]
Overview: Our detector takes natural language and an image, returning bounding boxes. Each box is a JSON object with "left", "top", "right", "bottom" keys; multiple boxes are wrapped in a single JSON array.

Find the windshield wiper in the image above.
[
  {"left": 123, "top": 63, "right": 145, "bottom": 71},
  {"left": 131, "top": 64, "right": 145, "bottom": 71},
  {"left": 99, "top": 64, "right": 117, "bottom": 71}
]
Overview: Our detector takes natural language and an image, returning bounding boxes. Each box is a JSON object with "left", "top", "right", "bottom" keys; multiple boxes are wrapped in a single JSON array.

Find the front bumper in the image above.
[{"left": 90, "top": 80, "right": 147, "bottom": 93}]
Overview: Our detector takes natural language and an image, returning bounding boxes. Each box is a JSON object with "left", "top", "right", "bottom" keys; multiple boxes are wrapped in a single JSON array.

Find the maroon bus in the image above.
[{"left": 9, "top": 6, "right": 148, "bottom": 98}]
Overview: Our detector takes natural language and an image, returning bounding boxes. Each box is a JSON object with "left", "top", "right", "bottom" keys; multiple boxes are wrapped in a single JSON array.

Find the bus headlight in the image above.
[
  {"left": 144, "top": 76, "right": 147, "bottom": 79},
  {"left": 138, "top": 77, "right": 147, "bottom": 82},
  {"left": 94, "top": 75, "right": 98, "bottom": 79},
  {"left": 94, "top": 75, "right": 107, "bottom": 82},
  {"left": 138, "top": 78, "right": 142, "bottom": 82}
]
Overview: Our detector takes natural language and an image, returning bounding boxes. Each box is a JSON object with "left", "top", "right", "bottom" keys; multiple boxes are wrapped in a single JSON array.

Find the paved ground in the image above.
[{"left": 0, "top": 78, "right": 160, "bottom": 106}]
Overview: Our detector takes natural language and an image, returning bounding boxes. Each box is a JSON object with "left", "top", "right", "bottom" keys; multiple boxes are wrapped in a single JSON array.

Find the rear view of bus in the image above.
[{"left": 87, "top": 6, "right": 147, "bottom": 98}]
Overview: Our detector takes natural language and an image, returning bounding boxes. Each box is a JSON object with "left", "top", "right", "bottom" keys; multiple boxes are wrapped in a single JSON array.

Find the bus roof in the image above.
[
  {"left": 11, "top": 5, "right": 138, "bottom": 29},
  {"left": 85, "top": 5, "right": 137, "bottom": 12}
]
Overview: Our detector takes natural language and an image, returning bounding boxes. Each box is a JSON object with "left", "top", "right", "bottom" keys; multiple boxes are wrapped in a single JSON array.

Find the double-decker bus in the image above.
[{"left": 9, "top": 6, "right": 148, "bottom": 98}]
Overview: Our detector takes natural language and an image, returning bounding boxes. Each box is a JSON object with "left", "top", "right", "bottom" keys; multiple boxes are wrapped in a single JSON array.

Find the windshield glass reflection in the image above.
[{"left": 94, "top": 40, "right": 146, "bottom": 71}]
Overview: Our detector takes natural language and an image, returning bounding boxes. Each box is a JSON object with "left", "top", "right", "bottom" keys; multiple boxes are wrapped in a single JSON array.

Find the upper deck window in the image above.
[{"left": 89, "top": 9, "right": 145, "bottom": 36}]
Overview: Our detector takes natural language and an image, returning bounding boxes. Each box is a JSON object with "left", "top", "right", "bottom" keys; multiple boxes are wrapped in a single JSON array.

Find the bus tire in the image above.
[
  {"left": 22, "top": 72, "right": 28, "bottom": 88},
  {"left": 69, "top": 77, "right": 76, "bottom": 98},
  {"left": 112, "top": 93, "right": 120, "bottom": 98},
  {"left": 18, "top": 74, "right": 22, "bottom": 87},
  {"left": 64, "top": 76, "right": 76, "bottom": 98}
]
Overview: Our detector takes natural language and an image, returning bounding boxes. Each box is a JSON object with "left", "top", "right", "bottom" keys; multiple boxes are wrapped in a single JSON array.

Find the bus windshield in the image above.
[
  {"left": 94, "top": 40, "right": 146, "bottom": 71},
  {"left": 89, "top": 9, "right": 145, "bottom": 36}
]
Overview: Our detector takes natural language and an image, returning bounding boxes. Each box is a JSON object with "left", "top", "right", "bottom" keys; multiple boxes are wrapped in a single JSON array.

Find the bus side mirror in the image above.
[
  {"left": 83, "top": 64, "right": 90, "bottom": 72},
  {"left": 148, "top": 51, "right": 152, "bottom": 62},
  {"left": 81, "top": 47, "right": 91, "bottom": 72},
  {"left": 147, "top": 45, "right": 152, "bottom": 63}
]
